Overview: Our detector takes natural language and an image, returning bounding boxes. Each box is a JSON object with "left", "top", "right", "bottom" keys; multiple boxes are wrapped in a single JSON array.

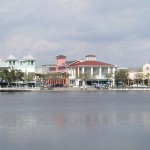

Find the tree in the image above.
[
  {"left": 24, "top": 73, "right": 35, "bottom": 83},
  {"left": 145, "top": 73, "right": 150, "bottom": 86},
  {"left": 115, "top": 69, "right": 129, "bottom": 85},
  {"left": 77, "top": 73, "right": 93, "bottom": 86},
  {"left": 105, "top": 72, "right": 113, "bottom": 86},
  {"left": 134, "top": 73, "right": 145, "bottom": 85},
  {"left": 44, "top": 72, "right": 70, "bottom": 86},
  {"left": 0, "top": 67, "right": 24, "bottom": 85}
]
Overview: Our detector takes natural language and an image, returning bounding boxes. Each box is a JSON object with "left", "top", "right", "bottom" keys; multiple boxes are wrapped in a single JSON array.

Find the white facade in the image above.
[
  {"left": 68, "top": 66, "right": 116, "bottom": 87},
  {"left": 0, "top": 55, "right": 35, "bottom": 74},
  {"left": 143, "top": 63, "right": 150, "bottom": 74}
]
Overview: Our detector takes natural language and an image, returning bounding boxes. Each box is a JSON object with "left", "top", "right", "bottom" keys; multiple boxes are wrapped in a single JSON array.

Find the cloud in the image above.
[{"left": 0, "top": 0, "right": 150, "bottom": 67}]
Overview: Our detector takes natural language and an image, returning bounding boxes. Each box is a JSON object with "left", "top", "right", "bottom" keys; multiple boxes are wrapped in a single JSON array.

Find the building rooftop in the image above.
[
  {"left": 56, "top": 55, "right": 66, "bottom": 58},
  {"left": 86, "top": 54, "right": 96, "bottom": 57},
  {"left": 6, "top": 55, "right": 18, "bottom": 61},
  {"left": 22, "top": 55, "right": 35, "bottom": 61},
  {"left": 69, "top": 60, "right": 114, "bottom": 67}
]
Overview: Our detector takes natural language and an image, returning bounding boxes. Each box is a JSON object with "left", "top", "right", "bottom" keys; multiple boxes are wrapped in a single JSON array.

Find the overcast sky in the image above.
[{"left": 0, "top": 0, "right": 150, "bottom": 67}]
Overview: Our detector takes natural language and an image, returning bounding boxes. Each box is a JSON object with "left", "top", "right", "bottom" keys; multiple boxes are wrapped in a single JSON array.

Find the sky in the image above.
[{"left": 0, "top": 0, "right": 150, "bottom": 67}]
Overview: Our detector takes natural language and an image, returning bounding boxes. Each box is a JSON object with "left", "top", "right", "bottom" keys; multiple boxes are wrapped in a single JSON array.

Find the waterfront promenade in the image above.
[
  {"left": 1, "top": 86, "right": 150, "bottom": 92},
  {"left": 0, "top": 87, "right": 41, "bottom": 92}
]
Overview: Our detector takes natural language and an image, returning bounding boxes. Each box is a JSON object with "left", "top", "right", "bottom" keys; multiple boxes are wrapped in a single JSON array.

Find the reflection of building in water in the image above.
[
  {"left": 53, "top": 111, "right": 150, "bottom": 128},
  {"left": 128, "top": 112, "right": 137, "bottom": 125},
  {"left": 0, "top": 115, "right": 37, "bottom": 129},
  {"left": 2, "top": 111, "right": 150, "bottom": 129},
  {"left": 141, "top": 112, "right": 150, "bottom": 127},
  {"left": 53, "top": 112, "right": 118, "bottom": 127}
]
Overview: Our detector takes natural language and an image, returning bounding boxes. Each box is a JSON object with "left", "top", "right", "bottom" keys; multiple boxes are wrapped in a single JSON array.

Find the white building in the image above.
[
  {"left": 0, "top": 54, "right": 35, "bottom": 74},
  {"left": 68, "top": 55, "right": 116, "bottom": 87},
  {"left": 143, "top": 63, "right": 150, "bottom": 74}
]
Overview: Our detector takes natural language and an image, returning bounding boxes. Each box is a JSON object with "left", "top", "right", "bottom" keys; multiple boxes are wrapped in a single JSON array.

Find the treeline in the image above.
[{"left": 0, "top": 67, "right": 35, "bottom": 87}]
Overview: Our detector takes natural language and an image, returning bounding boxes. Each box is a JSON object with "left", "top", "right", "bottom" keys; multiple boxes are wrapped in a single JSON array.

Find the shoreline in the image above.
[{"left": 1, "top": 87, "right": 150, "bottom": 92}]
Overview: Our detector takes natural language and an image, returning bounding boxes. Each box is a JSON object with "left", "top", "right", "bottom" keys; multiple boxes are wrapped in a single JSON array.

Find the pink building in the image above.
[
  {"left": 42, "top": 55, "right": 116, "bottom": 87},
  {"left": 42, "top": 55, "right": 72, "bottom": 87}
]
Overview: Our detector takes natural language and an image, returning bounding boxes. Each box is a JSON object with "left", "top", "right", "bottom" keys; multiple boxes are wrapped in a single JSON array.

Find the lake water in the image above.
[{"left": 0, "top": 90, "right": 150, "bottom": 150}]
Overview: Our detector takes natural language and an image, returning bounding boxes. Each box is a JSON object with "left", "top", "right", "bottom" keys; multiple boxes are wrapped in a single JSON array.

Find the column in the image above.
[
  {"left": 82, "top": 67, "right": 85, "bottom": 74},
  {"left": 78, "top": 67, "right": 80, "bottom": 77},
  {"left": 91, "top": 67, "right": 93, "bottom": 76},
  {"left": 112, "top": 67, "right": 116, "bottom": 87},
  {"left": 71, "top": 69, "right": 73, "bottom": 77},
  {"left": 99, "top": 67, "right": 101, "bottom": 78}
]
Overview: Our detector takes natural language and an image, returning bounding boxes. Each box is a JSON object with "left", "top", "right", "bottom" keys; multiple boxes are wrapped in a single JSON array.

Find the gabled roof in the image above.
[
  {"left": 69, "top": 60, "right": 114, "bottom": 67},
  {"left": 6, "top": 55, "right": 18, "bottom": 60},
  {"left": 22, "top": 55, "right": 35, "bottom": 60},
  {"left": 67, "top": 60, "right": 81, "bottom": 67},
  {"left": 66, "top": 60, "right": 76, "bottom": 65}
]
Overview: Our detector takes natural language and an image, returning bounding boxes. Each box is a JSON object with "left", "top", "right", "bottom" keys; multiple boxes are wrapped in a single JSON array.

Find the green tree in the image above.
[
  {"left": 144, "top": 73, "right": 150, "bottom": 86},
  {"left": 77, "top": 73, "right": 93, "bottom": 86},
  {"left": 24, "top": 73, "right": 35, "bottom": 83},
  {"left": 105, "top": 72, "right": 113, "bottom": 81},
  {"left": 0, "top": 67, "right": 24, "bottom": 84},
  {"left": 115, "top": 69, "right": 129, "bottom": 85},
  {"left": 134, "top": 73, "right": 145, "bottom": 85}
]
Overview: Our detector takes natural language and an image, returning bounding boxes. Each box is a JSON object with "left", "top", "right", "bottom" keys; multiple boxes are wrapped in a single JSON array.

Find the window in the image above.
[
  {"left": 84, "top": 67, "right": 91, "bottom": 74},
  {"left": 28, "top": 61, "right": 30, "bottom": 65},
  {"left": 101, "top": 67, "right": 108, "bottom": 76},
  {"left": 13, "top": 61, "right": 15, "bottom": 65},
  {"left": 31, "top": 61, "right": 33, "bottom": 65},
  {"left": 9, "top": 61, "right": 11, "bottom": 65},
  {"left": 93, "top": 67, "right": 99, "bottom": 76},
  {"left": 20, "top": 61, "right": 22, "bottom": 65}
]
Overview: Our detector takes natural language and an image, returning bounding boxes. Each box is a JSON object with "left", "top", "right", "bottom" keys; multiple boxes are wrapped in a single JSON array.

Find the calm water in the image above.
[{"left": 0, "top": 91, "right": 150, "bottom": 150}]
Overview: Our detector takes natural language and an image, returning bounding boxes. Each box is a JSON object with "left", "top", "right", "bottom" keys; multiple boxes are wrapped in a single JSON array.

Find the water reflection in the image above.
[
  {"left": 0, "top": 91, "right": 150, "bottom": 150},
  {"left": 1, "top": 111, "right": 150, "bottom": 130}
]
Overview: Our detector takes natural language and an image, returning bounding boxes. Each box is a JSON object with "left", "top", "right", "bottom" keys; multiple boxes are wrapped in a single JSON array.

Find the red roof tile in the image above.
[
  {"left": 69, "top": 61, "right": 114, "bottom": 67},
  {"left": 67, "top": 60, "right": 81, "bottom": 67}
]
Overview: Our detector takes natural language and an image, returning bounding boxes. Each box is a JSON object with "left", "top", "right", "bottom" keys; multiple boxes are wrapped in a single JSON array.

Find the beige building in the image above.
[{"left": 127, "top": 63, "right": 150, "bottom": 86}]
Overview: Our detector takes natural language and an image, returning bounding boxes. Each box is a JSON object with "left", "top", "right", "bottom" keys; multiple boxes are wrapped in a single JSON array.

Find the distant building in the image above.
[
  {"left": 42, "top": 54, "right": 116, "bottom": 87},
  {"left": 68, "top": 55, "right": 116, "bottom": 87},
  {"left": 0, "top": 54, "right": 35, "bottom": 74},
  {"left": 143, "top": 63, "right": 150, "bottom": 74}
]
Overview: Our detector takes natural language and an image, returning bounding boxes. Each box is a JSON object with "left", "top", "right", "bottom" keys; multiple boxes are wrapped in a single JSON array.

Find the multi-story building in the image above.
[
  {"left": 42, "top": 55, "right": 116, "bottom": 87},
  {"left": 68, "top": 55, "right": 116, "bottom": 87},
  {"left": 42, "top": 55, "right": 71, "bottom": 86},
  {"left": 0, "top": 54, "right": 35, "bottom": 74}
]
